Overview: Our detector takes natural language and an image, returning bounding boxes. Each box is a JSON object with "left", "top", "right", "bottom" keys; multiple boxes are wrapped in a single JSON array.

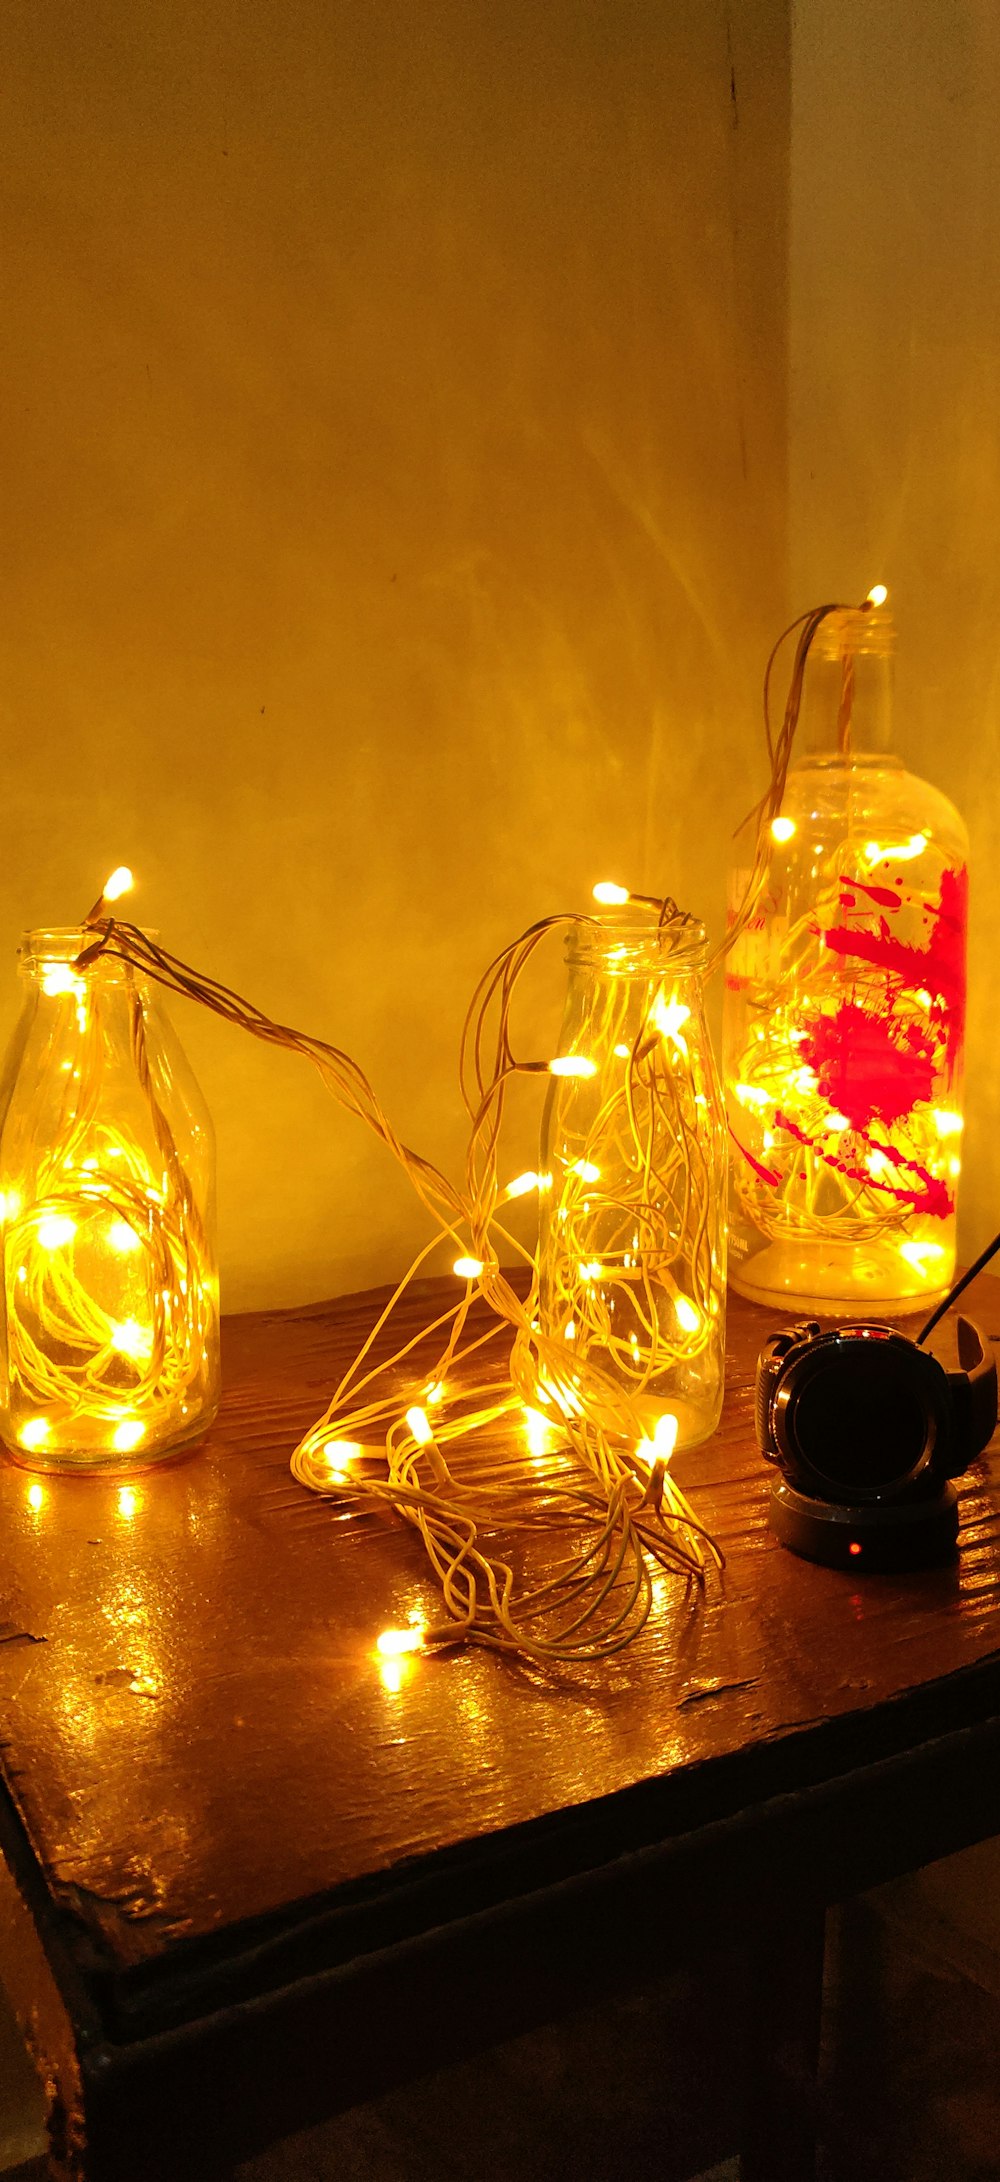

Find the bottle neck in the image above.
[
  {"left": 19, "top": 928, "right": 150, "bottom": 996},
  {"left": 795, "top": 609, "right": 895, "bottom": 760},
  {"left": 567, "top": 909, "right": 708, "bottom": 983}
]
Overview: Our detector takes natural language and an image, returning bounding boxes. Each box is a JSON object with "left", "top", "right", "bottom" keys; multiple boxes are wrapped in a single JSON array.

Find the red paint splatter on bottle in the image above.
[
  {"left": 797, "top": 1003, "right": 936, "bottom": 1130},
  {"left": 823, "top": 866, "right": 967, "bottom": 1077},
  {"left": 775, "top": 1112, "right": 953, "bottom": 1219},
  {"left": 727, "top": 1121, "right": 781, "bottom": 1188}
]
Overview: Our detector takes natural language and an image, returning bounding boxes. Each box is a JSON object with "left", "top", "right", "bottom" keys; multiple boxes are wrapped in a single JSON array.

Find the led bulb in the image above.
[
  {"left": 770, "top": 816, "right": 796, "bottom": 844},
  {"left": 112, "top": 1318, "right": 153, "bottom": 1360},
  {"left": 41, "top": 966, "right": 83, "bottom": 998},
  {"left": 405, "top": 1406, "right": 434, "bottom": 1446},
  {"left": 112, "top": 1418, "right": 145, "bottom": 1453},
  {"left": 867, "top": 583, "right": 888, "bottom": 608},
  {"left": 549, "top": 1056, "right": 597, "bottom": 1078},
  {"left": 674, "top": 1295, "right": 701, "bottom": 1334},
  {"left": 108, "top": 1220, "right": 142, "bottom": 1254},
  {"left": 734, "top": 1083, "right": 769, "bottom": 1110},
  {"left": 377, "top": 1626, "right": 424, "bottom": 1658},
  {"left": 638, "top": 1411, "right": 679, "bottom": 1466},
  {"left": 37, "top": 1214, "right": 75, "bottom": 1250},
  {"left": 650, "top": 993, "right": 690, "bottom": 1046},
  {"left": 523, "top": 1408, "right": 551, "bottom": 1458},
  {"left": 505, "top": 1171, "right": 540, "bottom": 1198},
  {"left": 20, "top": 1419, "right": 50, "bottom": 1452},
  {"left": 102, "top": 866, "right": 134, "bottom": 903},
  {"left": 592, "top": 881, "right": 630, "bottom": 906},
  {"left": 326, "top": 1439, "right": 362, "bottom": 1477},
  {"left": 452, "top": 1255, "right": 485, "bottom": 1279},
  {"left": 898, "top": 1239, "right": 946, "bottom": 1271}
]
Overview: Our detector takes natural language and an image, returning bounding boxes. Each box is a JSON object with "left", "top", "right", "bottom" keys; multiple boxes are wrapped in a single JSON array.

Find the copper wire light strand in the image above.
[{"left": 78, "top": 904, "right": 723, "bottom": 1665}]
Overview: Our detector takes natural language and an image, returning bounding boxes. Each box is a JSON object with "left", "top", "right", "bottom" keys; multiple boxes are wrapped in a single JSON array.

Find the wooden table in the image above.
[{"left": 1, "top": 1275, "right": 1000, "bottom": 2182}]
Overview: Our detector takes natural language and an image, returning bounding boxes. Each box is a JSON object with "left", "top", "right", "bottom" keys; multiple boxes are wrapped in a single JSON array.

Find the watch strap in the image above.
[{"left": 944, "top": 1316, "right": 998, "bottom": 1463}]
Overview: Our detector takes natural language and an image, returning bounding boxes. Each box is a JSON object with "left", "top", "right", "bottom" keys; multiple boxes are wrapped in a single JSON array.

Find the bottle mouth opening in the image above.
[
  {"left": 19, "top": 927, "right": 157, "bottom": 977},
  {"left": 567, "top": 906, "right": 707, "bottom": 972},
  {"left": 813, "top": 606, "right": 895, "bottom": 661}
]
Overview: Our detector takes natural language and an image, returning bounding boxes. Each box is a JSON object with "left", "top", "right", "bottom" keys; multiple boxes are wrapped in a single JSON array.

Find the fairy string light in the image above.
[
  {"left": 77, "top": 894, "right": 724, "bottom": 1663},
  {"left": 19, "top": 589, "right": 899, "bottom": 1628},
  {"left": 529, "top": 907, "right": 726, "bottom": 1453}
]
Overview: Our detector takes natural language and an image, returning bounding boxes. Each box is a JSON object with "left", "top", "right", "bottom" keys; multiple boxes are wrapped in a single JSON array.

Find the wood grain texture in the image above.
[{"left": 0, "top": 1273, "right": 998, "bottom": 2067}]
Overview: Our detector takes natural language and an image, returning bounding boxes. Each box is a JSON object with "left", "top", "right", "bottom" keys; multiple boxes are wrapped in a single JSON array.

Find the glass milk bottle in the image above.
[
  {"left": 0, "top": 928, "right": 220, "bottom": 1470},
  {"left": 538, "top": 907, "right": 727, "bottom": 1449}
]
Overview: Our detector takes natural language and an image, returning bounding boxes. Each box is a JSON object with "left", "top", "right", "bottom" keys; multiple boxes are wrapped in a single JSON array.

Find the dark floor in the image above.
[{"left": 5, "top": 1849, "right": 1000, "bottom": 2180}]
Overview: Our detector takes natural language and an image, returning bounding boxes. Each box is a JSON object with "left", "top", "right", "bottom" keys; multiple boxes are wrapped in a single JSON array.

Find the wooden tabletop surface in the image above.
[{"left": 1, "top": 1273, "right": 1000, "bottom": 2047}]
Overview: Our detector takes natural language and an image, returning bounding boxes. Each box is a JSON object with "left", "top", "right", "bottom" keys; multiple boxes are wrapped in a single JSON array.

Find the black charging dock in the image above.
[{"left": 769, "top": 1476, "right": 959, "bottom": 1571}]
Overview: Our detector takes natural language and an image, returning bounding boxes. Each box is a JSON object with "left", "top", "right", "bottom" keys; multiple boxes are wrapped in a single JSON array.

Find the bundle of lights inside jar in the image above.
[
  {"left": 2, "top": 869, "right": 215, "bottom": 1468},
  {"left": 731, "top": 813, "right": 962, "bottom": 1287},
  {"left": 726, "top": 585, "right": 962, "bottom": 1299}
]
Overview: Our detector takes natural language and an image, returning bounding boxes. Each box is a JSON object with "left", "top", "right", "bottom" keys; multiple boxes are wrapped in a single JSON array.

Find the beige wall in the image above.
[
  {"left": 790, "top": 0, "right": 1000, "bottom": 1260},
  {"left": 1, "top": 0, "right": 789, "bottom": 1308}
]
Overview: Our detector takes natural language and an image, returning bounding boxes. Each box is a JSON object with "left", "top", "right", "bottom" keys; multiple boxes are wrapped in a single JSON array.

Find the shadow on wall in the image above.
[{"left": 0, "top": 0, "right": 789, "bottom": 1310}]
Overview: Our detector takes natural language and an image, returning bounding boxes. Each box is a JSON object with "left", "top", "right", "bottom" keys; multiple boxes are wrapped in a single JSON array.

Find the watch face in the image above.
[{"left": 784, "top": 1342, "right": 932, "bottom": 1497}]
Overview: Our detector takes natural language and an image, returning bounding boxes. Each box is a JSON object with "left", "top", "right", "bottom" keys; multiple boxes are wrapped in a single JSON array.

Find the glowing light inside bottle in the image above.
[
  {"left": 112, "top": 1319, "right": 153, "bottom": 1360},
  {"left": 107, "top": 1219, "right": 143, "bottom": 1254},
  {"left": 650, "top": 992, "right": 691, "bottom": 1047},
  {"left": 111, "top": 1418, "right": 145, "bottom": 1453},
  {"left": 41, "top": 966, "right": 84, "bottom": 998},
  {"left": 37, "top": 1215, "right": 76, "bottom": 1250},
  {"left": 898, "top": 1239, "right": 946, "bottom": 1271}
]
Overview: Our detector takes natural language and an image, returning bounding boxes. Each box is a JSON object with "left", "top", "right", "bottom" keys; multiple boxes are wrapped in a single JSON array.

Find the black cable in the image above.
[{"left": 916, "top": 1227, "right": 1000, "bottom": 1345}]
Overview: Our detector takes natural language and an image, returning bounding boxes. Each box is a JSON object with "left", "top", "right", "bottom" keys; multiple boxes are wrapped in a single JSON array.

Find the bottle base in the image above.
[
  {"left": 0, "top": 1407, "right": 219, "bottom": 1477},
  {"left": 729, "top": 1241, "right": 951, "bottom": 1320}
]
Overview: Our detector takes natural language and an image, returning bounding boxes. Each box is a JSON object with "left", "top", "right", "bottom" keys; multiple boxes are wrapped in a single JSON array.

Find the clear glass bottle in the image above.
[
  {"left": 723, "top": 606, "right": 967, "bottom": 1315},
  {"left": 538, "top": 908, "right": 727, "bottom": 1450},
  {"left": 0, "top": 928, "right": 220, "bottom": 1471}
]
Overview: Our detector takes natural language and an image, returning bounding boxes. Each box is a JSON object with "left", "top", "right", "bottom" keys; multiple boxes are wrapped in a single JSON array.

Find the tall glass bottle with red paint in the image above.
[{"left": 723, "top": 603, "right": 968, "bottom": 1315}]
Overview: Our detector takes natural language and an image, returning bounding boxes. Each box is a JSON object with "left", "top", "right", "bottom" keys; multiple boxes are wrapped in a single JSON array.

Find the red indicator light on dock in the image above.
[{"left": 849, "top": 1541, "right": 862, "bottom": 1557}]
